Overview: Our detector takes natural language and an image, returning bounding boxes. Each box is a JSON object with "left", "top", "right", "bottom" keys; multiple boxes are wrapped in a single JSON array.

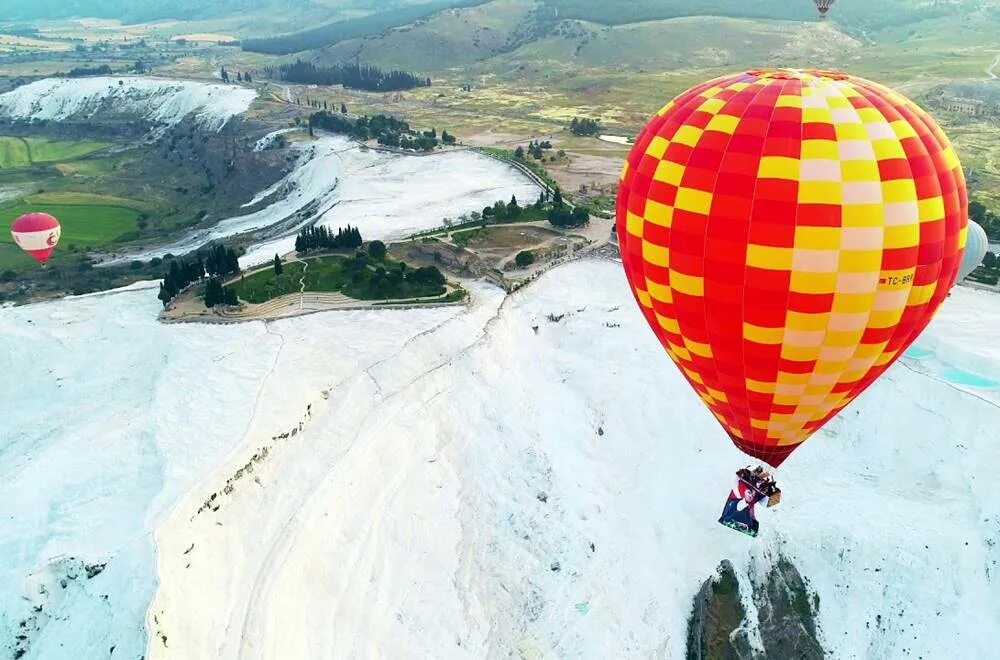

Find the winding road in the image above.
[
  {"left": 987, "top": 53, "right": 1000, "bottom": 80},
  {"left": 298, "top": 260, "right": 308, "bottom": 312}
]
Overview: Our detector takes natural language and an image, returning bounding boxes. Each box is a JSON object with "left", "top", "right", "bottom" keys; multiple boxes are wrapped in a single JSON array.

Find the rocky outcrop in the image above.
[
  {"left": 752, "top": 556, "right": 824, "bottom": 659},
  {"left": 687, "top": 555, "right": 824, "bottom": 660},
  {"left": 399, "top": 239, "right": 487, "bottom": 278},
  {"left": 687, "top": 560, "right": 756, "bottom": 660}
]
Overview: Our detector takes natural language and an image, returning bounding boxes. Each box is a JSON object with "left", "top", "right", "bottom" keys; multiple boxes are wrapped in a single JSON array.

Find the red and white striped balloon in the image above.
[{"left": 10, "top": 212, "right": 61, "bottom": 264}]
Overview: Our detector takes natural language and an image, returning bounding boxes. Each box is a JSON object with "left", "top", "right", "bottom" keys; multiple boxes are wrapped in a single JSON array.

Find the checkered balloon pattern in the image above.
[{"left": 616, "top": 69, "right": 968, "bottom": 467}]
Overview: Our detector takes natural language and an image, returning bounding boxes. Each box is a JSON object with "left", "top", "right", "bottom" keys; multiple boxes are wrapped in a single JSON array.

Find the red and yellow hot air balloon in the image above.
[
  {"left": 10, "top": 212, "right": 61, "bottom": 265},
  {"left": 616, "top": 69, "right": 967, "bottom": 469}
]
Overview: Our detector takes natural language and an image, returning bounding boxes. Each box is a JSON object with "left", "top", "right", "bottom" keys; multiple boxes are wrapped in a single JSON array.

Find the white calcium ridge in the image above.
[{"left": 0, "top": 76, "right": 257, "bottom": 131}]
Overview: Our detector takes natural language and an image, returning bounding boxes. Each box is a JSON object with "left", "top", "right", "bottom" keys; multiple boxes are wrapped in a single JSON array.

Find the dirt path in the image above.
[{"left": 297, "top": 261, "right": 308, "bottom": 312}]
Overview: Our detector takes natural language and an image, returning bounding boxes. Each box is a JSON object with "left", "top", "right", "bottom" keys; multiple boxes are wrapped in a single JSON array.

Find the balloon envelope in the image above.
[
  {"left": 10, "top": 212, "right": 61, "bottom": 264},
  {"left": 616, "top": 69, "right": 967, "bottom": 467},
  {"left": 956, "top": 220, "right": 988, "bottom": 281},
  {"left": 814, "top": 0, "right": 837, "bottom": 16}
]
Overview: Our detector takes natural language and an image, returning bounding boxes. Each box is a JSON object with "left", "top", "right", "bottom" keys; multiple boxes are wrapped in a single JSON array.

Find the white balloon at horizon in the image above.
[{"left": 957, "top": 220, "right": 989, "bottom": 282}]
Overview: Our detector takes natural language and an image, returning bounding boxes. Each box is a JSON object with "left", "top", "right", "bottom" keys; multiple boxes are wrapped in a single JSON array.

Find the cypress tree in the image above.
[
  {"left": 227, "top": 248, "right": 240, "bottom": 275},
  {"left": 204, "top": 278, "right": 217, "bottom": 307},
  {"left": 167, "top": 260, "right": 182, "bottom": 291},
  {"left": 157, "top": 282, "right": 171, "bottom": 307}
]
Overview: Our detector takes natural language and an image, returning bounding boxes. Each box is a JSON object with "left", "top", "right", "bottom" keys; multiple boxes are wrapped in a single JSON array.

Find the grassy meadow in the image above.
[
  {"left": 231, "top": 254, "right": 450, "bottom": 304},
  {"left": 0, "top": 137, "right": 112, "bottom": 168}
]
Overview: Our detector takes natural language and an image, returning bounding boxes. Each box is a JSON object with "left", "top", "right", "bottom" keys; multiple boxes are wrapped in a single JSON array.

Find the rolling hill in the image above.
[
  {"left": 0, "top": 0, "right": 446, "bottom": 23},
  {"left": 279, "top": 0, "right": 996, "bottom": 80}
]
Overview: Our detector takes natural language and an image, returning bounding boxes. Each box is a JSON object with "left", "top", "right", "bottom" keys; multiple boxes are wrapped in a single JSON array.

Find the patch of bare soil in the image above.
[{"left": 547, "top": 152, "right": 625, "bottom": 192}]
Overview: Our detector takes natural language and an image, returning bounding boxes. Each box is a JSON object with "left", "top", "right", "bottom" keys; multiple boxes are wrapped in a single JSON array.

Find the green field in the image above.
[
  {"left": 24, "top": 138, "right": 113, "bottom": 163},
  {"left": 0, "top": 188, "right": 150, "bottom": 273},
  {"left": 232, "top": 254, "right": 449, "bottom": 304},
  {"left": 0, "top": 136, "right": 112, "bottom": 168},
  {"left": 26, "top": 191, "right": 154, "bottom": 211},
  {"left": 232, "top": 260, "right": 323, "bottom": 302},
  {"left": 0, "top": 242, "right": 34, "bottom": 271},
  {"left": 0, "top": 138, "right": 30, "bottom": 168},
  {"left": 0, "top": 198, "right": 141, "bottom": 249}
]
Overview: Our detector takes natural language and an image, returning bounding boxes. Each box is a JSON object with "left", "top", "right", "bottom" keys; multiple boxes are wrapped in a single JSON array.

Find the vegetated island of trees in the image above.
[
  {"left": 56, "top": 60, "right": 153, "bottom": 78},
  {"left": 309, "top": 110, "right": 454, "bottom": 151},
  {"left": 265, "top": 60, "right": 430, "bottom": 92},
  {"left": 484, "top": 192, "right": 587, "bottom": 228},
  {"left": 233, "top": 227, "right": 453, "bottom": 304},
  {"left": 157, "top": 244, "right": 241, "bottom": 309},
  {"left": 428, "top": 188, "right": 588, "bottom": 240},
  {"left": 515, "top": 140, "right": 558, "bottom": 161},
  {"left": 569, "top": 117, "right": 602, "bottom": 136},
  {"left": 60, "top": 64, "right": 113, "bottom": 78}
]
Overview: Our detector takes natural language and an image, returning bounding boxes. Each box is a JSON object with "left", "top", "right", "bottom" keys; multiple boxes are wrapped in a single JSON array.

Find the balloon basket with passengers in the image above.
[{"left": 615, "top": 68, "right": 972, "bottom": 537}]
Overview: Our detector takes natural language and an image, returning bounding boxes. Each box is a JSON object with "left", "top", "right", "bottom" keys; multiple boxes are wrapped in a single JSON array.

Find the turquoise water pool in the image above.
[
  {"left": 903, "top": 344, "right": 999, "bottom": 389},
  {"left": 941, "top": 368, "right": 1000, "bottom": 388},
  {"left": 904, "top": 346, "right": 932, "bottom": 359}
]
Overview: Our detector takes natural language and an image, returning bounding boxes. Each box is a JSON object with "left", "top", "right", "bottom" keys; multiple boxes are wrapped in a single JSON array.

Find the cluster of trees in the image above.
[
  {"left": 378, "top": 132, "right": 437, "bottom": 151},
  {"left": 339, "top": 250, "right": 445, "bottom": 298},
  {"left": 309, "top": 110, "right": 355, "bottom": 135},
  {"left": 265, "top": 60, "right": 430, "bottom": 92},
  {"left": 405, "top": 265, "right": 447, "bottom": 289},
  {"left": 447, "top": 188, "right": 587, "bottom": 230},
  {"left": 515, "top": 250, "right": 536, "bottom": 268},
  {"left": 158, "top": 257, "right": 202, "bottom": 305},
  {"left": 357, "top": 260, "right": 445, "bottom": 299},
  {"left": 357, "top": 114, "right": 410, "bottom": 137},
  {"left": 309, "top": 111, "right": 449, "bottom": 152},
  {"left": 515, "top": 140, "right": 552, "bottom": 160},
  {"left": 970, "top": 200, "right": 1000, "bottom": 241},
  {"left": 367, "top": 240, "right": 387, "bottom": 260},
  {"left": 62, "top": 65, "right": 113, "bottom": 78},
  {"left": 302, "top": 99, "right": 347, "bottom": 113},
  {"left": 204, "top": 278, "right": 238, "bottom": 307},
  {"left": 156, "top": 246, "right": 241, "bottom": 307},
  {"left": 548, "top": 205, "right": 590, "bottom": 227},
  {"left": 294, "top": 225, "right": 363, "bottom": 253},
  {"left": 219, "top": 67, "right": 253, "bottom": 83},
  {"left": 482, "top": 195, "right": 528, "bottom": 222},
  {"left": 204, "top": 244, "right": 241, "bottom": 277},
  {"left": 547, "top": 188, "right": 589, "bottom": 227},
  {"left": 569, "top": 117, "right": 601, "bottom": 136}
]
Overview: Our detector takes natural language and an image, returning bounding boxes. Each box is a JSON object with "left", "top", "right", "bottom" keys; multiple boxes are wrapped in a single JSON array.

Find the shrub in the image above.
[{"left": 367, "top": 240, "right": 387, "bottom": 260}]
